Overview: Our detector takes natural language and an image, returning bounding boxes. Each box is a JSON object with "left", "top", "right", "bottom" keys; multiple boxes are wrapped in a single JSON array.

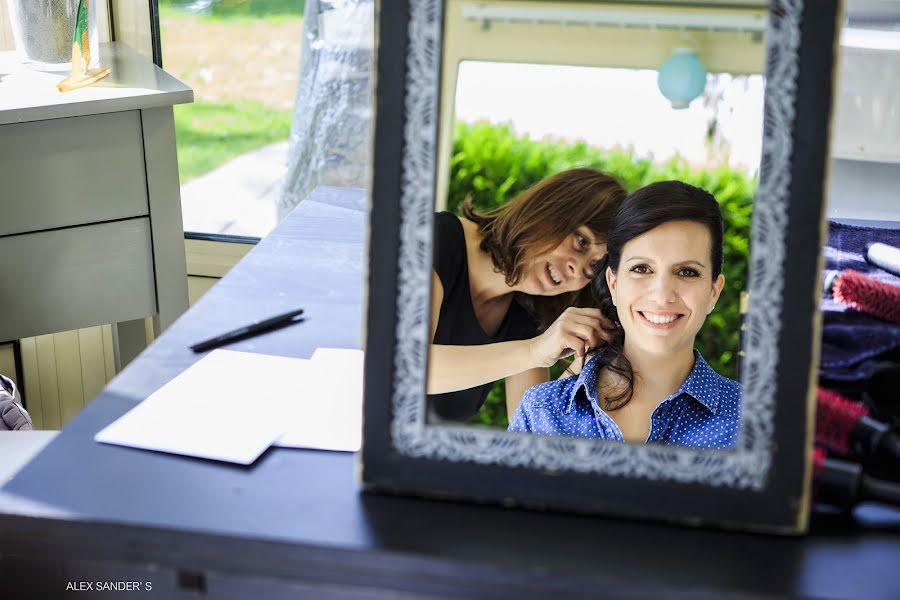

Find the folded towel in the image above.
[
  {"left": 0, "top": 374, "right": 32, "bottom": 431},
  {"left": 820, "top": 221, "right": 900, "bottom": 383}
]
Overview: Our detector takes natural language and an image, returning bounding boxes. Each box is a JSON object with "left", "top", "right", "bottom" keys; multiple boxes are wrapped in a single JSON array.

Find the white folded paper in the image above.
[
  {"left": 276, "top": 347, "right": 364, "bottom": 452},
  {"left": 94, "top": 347, "right": 364, "bottom": 464}
]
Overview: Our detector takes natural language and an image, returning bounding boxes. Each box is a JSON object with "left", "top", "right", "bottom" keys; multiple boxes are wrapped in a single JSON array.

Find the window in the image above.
[{"left": 158, "top": 0, "right": 304, "bottom": 238}]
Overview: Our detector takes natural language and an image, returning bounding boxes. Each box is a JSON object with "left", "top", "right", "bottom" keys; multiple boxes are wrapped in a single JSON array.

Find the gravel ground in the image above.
[{"left": 160, "top": 15, "right": 303, "bottom": 110}]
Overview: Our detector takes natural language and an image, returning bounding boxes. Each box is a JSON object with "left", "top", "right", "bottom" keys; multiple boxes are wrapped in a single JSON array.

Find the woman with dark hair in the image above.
[
  {"left": 428, "top": 168, "right": 627, "bottom": 422},
  {"left": 508, "top": 180, "right": 741, "bottom": 449}
]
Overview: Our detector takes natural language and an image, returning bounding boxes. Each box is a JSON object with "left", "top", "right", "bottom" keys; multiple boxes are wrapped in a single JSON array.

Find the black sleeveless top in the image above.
[{"left": 427, "top": 212, "right": 538, "bottom": 422}]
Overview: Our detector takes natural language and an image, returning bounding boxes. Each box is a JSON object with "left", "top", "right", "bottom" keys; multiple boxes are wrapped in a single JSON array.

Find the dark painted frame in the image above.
[
  {"left": 148, "top": 0, "right": 162, "bottom": 67},
  {"left": 363, "top": 0, "right": 841, "bottom": 533}
]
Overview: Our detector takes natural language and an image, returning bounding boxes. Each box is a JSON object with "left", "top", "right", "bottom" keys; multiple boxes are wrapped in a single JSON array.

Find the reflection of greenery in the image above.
[
  {"left": 173, "top": 101, "right": 293, "bottom": 182},
  {"left": 450, "top": 122, "right": 755, "bottom": 429},
  {"left": 158, "top": 0, "right": 305, "bottom": 22}
]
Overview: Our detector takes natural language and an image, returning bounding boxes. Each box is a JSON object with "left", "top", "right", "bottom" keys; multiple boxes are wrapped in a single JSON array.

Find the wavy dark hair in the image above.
[
  {"left": 461, "top": 167, "right": 626, "bottom": 331},
  {"left": 589, "top": 180, "right": 724, "bottom": 410}
]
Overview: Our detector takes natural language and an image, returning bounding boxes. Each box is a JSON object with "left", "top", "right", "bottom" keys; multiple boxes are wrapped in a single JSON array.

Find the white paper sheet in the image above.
[
  {"left": 95, "top": 350, "right": 310, "bottom": 464},
  {"left": 275, "top": 348, "right": 364, "bottom": 452}
]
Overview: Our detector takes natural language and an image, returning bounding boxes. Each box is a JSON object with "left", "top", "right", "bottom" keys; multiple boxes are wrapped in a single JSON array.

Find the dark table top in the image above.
[{"left": 1, "top": 187, "right": 899, "bottom": 599}]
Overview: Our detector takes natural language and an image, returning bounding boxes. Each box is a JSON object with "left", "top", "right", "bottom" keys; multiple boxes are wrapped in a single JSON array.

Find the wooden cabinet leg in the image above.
[{"left": 112, "top": 319, "right": 148, "bottom": 371}]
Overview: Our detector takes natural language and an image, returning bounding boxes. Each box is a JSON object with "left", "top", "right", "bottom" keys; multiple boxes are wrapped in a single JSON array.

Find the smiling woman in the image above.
[
  {"left": 509, "top": 181, "right": 740, "bottom": 449},
  {"left": 426, "top": 168, "right": 626, "bottom": 423}
]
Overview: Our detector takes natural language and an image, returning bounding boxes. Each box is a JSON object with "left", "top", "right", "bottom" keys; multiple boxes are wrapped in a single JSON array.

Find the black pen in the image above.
[{"left": 189, "top": 308, "right": 305, "bottom": 353}]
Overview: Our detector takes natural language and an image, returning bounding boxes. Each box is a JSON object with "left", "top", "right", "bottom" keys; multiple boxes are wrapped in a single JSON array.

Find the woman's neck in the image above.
[{"left": 620, "top": 341, "right": 696, "bottom": 401}]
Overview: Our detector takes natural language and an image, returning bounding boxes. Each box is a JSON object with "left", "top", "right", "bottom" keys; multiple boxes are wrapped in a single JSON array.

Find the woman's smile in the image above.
[
  {"left": 545, "top": 262, "right": 564, "bottom": 287},
  {"left": 637, "top": 310, "right": 685, "bottom": 329}
]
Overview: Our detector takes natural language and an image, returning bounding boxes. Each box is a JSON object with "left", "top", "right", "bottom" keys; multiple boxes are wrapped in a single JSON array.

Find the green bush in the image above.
[{"left": 448, "top": 122, "right": 755, "bottom": 428}]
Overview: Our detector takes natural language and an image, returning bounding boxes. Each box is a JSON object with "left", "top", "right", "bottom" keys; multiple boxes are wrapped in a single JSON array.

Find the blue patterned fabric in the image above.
[
  {"left": 820, "top": 221, "right": 900, "bottom": 383},
  {"left": 508, "top": 351, "right": 741, "bottom": 449}
]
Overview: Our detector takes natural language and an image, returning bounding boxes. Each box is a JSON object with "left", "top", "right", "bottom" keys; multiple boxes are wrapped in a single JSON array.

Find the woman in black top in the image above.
[{"left": 428, "top": 168, "right": 626, "bottom": 422}]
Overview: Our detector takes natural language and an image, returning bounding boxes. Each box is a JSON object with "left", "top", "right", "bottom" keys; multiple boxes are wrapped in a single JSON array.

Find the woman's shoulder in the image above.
[
  {"left": 714, "top": 368, "right": 742, "bottom": 401},
  {"left": 520, "top": 373, "right": 578, "bottom": 412},
  {"left": 433, "top": 211, "right": 463, "bottom": 239},
  {"left": 708, "top": 366, "right": 741, "bottom": 394},
  {"left": 688, "top": 351, "right": 741, "bottom": 408},
  {"left": 714, "top": 372, "right": 741, "bottom": 419},
  {"left": 434, "top": 212, "right": 484, "bottom": 254},
  {"left": 693, "top": 351, "right": 740, "bottom": 387},
  {"left": 433, "top": 212, "right": 469, "bottom": 284}
]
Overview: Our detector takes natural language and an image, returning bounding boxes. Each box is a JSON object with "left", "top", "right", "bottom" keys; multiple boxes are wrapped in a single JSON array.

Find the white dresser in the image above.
[{"left": 0, "top": 42, "right": 193, "bottom": 365}]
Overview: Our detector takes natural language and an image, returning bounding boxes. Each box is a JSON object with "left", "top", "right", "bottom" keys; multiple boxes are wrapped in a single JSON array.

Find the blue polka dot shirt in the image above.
[{"left": 508, "top": 350, "right": 742, "bottom": 449}]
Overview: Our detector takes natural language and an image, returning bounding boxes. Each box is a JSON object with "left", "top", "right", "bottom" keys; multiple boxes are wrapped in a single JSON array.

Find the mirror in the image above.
[
  {"left": 426, "top": 2, "right": 767, "bottom": 448},
  {"left": 364, "top": 0, "right": 842, "bottom": 533}
]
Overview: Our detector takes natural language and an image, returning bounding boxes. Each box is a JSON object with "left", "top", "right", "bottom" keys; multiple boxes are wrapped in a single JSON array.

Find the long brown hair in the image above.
[{"left": 461, "top": 168, "right": 625, "bottom": 330}]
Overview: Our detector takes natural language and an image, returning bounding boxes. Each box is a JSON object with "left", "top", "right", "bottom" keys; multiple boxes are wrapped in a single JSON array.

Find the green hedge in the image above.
[{"left": 448, "top": 122, "right": 755, "bottom": 428}]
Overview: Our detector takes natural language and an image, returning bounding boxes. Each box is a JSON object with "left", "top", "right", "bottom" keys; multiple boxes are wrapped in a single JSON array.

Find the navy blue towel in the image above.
[{"left": 820, "top": 221, "right": 900, "bottom": 383}]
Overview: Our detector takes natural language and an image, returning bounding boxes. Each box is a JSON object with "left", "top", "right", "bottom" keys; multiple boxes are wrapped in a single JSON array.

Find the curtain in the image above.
[{"left": 278, "top": 0, "right": 374, "bottom": 219}]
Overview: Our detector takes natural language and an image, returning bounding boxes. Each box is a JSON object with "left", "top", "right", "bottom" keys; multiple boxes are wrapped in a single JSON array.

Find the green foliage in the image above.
[
  {"left": 469, "top": 384, "right": 509, "bottom": 428},
  {"left": 173, "top": 101, "right": 293, "bottom": 182},
  {"left": 453, "top": 122, "right": 755, "bottom": 428}
]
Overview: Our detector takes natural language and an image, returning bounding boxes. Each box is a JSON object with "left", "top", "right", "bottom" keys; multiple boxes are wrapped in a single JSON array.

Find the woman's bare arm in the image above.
[
  {"left": 428, "top": 271, "right": 540, "bottom": 394},
  {"left": 428, "top": 271, "right": 608, "bottom": 395},
  {"left": 428, "top": 341, "right": 543, "bottom": 394}
]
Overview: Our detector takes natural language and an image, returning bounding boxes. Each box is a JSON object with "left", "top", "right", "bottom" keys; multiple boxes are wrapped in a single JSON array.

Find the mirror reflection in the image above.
[{"left": 425, "top": 0, "right": 767, "bottom": 451}]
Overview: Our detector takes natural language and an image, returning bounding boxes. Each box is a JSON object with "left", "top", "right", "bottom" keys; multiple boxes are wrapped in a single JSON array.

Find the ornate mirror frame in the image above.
[{"left": 363, "top": 0, "right": 842, "bottom": 533}]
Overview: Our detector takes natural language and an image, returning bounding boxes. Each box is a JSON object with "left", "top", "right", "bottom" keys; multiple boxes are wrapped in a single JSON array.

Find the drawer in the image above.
[
  {"left": 0, "top": 218, "right": 156, "bottom": 341},
  {"left": 0, "top": 111, "right": 149, "bottom": 237}
]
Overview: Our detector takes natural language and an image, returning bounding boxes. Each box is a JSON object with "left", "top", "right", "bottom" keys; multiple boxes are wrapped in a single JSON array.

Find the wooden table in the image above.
[
  {"left": 0, "top": 42, "right": 192, "bottom": 366},
  {"left": 1, "top": 187, "right": 898, "bottom": 599}
]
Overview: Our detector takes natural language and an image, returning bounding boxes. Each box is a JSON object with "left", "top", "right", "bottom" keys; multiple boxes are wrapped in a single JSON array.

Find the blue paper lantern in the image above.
[{"left": 657, "top": 48, "right": 708, "bottom": 109}]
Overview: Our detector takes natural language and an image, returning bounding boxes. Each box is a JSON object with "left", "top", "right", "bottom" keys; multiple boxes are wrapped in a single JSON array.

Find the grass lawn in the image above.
[
  {"left": 159, "top": 0, "right": 303, "bottom": 183},
  {"left": 173, "top": 101, "right": 293, "bottom": 182},
  {"left": 159, "top": 0, "right": 305, "bottom": 22}
]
